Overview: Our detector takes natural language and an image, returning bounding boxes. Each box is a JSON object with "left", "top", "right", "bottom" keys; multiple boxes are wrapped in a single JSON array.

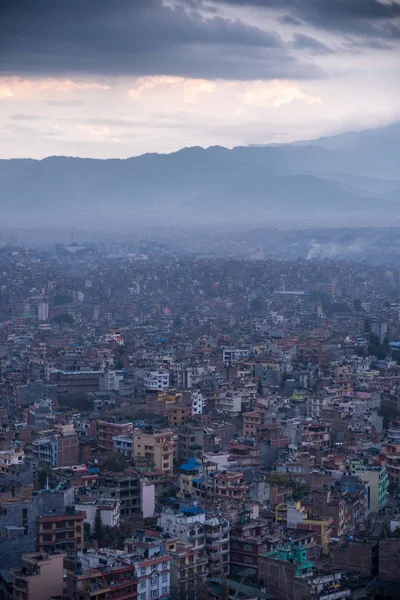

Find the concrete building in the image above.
[
  {"left": 66, "top": 554, "right": 138, "bottom": 600},
  {"left": 11, "top": 552, "right": 65, "bottom": 600},
  {"left": 38, "top": 507, "right": 85, "bottom": 553},
  {"left": 37, "top": 301, "right": 49, "bottom": 322},
  {"left": 143, "top": 370, "right": 170, "bottom": 392},
  {"left": 74, "top": 498, "right": 121, "bottom": 531},
  {"left": 134, "top": 429, "right": 174, "bottom": 475},
  {"left": 113, "top": 434, "right": 134, "bottom": 457},
  {"left": 359, "top": 466, "right": 389, "bottom": 512},
  {"left": 124, "top": 531, "right": 172, "bottom": 600},
  {"left": 97, "top": 421, "right": 133, "bottom": 452}
]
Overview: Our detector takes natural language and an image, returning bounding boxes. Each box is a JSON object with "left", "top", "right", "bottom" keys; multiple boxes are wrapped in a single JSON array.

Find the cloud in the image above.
[
  {"left": 128, "top": 76, "right": 216, "bottom": 103},
  {"left": 216, "top": 0, "right": 400, "bottom": 39},
  {"left": 0, "top": 77, "right": 110, "bottom": 99},
  {"left": 0, "top": 0, "right": 321, "bottom": 81},
  {"left": 292, "top": 34, "right": 334, "bottom": 54}
]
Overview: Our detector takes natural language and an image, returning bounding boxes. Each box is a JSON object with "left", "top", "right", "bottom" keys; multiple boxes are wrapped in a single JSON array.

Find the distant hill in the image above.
[{"left": 0, "top": 122, "right": 399, "bottom": 229}]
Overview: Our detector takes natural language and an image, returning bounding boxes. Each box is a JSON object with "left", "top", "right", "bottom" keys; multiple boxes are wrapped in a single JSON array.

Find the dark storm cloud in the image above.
[
  {"left": 217, "top": 0, "right": 400, "bottom": 39},
  {"left": 0, "top": 0, "right": 321, "bottom": 80}
]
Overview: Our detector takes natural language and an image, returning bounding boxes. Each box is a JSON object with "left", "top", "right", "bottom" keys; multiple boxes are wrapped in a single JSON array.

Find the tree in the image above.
[
  {"left": 103, "top": 451, "right": 125, "bottom": 472},
  {"left": 250, "top": 297, "right": 265, "bottom": 315},
  {"left": 51, "top": 313, "right": 73, "bottom": 325},
  {"left": 59, "top": 393, "right": 94, "bottom": 412},
  {"left": 257, "top": 378, "right": 263, "bottom": 396},
  {"left": 38, "top": 466, "right": 53, "bottom": 488},
  {"left": 93, "top": 509, "right": 105, "bottom": 546},
  {"left": 353, "top": 298, "right": 363, "bottom": 312}
]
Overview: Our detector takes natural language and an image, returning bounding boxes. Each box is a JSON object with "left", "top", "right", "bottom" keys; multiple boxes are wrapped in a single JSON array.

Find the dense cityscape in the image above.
[{"left": 0, "top": 241, "right": 399, "bottom": 599}]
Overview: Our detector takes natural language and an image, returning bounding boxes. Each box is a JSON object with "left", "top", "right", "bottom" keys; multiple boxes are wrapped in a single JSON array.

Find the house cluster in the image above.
[{"left": 1, "top": 245, "right": 400, "bottom": 599}]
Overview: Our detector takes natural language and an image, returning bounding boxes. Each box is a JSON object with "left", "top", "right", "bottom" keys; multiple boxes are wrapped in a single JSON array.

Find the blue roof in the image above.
[
  {"left": 179, "top": 457, "right": 201, "bottom": 471},
  {"left": 181, "top": 506, "right": 204, "bottom": 515}
]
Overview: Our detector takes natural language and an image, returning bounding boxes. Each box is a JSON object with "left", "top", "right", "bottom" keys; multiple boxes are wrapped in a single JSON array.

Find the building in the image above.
[
  {"left": 192, "top": 470, "right": 247, "bottom": 508},
  {"left": 133, "top": 429, "right": 174, "bottom": 475},
  {"left": 37, "top": 301, "right": 49, "bottom": 322},
  {"left": 74, "top": 498, "right": 121, "bottom": 531},
  {"left": 204, "top": 516, "right": 230, "bottom": 577},
  {"left": 11, "top": 552, "right": 65, "bottom": 600},
  {"left": 259, "top": 542, "right": 350, "bottom": 600},
  {"left": 100, "top": 470, "right": 142, "bottom": 517},
  {"left": 124, "top": 531, "right": 172, "bottom": 600},
  {"left": 165, "top": 536, "right": 208, "bottom": 599},
  {"left": 50, "top": 369, "right": 102, "bottom": 394},
  {"left": 143, "top": 371, "right": 170, "bottom": 392},
  {"left": 38, "top": 507, "right": 85, "bottom": 553},
  {"left": 97, "top": 421, "right": 133, "bottom": 452},
  {"left": 230, "top": 517, "right": 272, "bottom": 576},
  {"left": 32, "top": 424, "right": 79, "bottom": 468},
  {"left": 359, "top": 466, "right": 389, "bottom": 512},
  {"left": 113, "top": 434, "right": 134, "bottom": 457},
  {"left": 66, "top": 554, "right": 138, "bottom": 600}
]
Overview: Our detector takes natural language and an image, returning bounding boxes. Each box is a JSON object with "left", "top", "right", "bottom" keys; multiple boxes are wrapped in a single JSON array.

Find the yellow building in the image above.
[{"left": 134, "top": 428, "right": 175, "bottom": 475}]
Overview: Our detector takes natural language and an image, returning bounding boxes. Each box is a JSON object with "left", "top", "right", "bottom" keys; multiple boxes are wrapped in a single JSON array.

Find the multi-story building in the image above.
[
  {"left": 192, "top": 470, "right": 247, "bottom": 508},
  {"left": 38, "top": 508, "right": 85, "bottom": 553},
  {"left": 165, "top": 537, "right": 208, "bottom": 599},
  {"left": 66, "top": 563, "right": 138, "bottom": 600},
  {"left": 32, "top": 424, "right": 79, "bottom": 467},
  {"left": 11, "top": 552, "right": 65, "bottom": 600},
  {"left": 143, "top": 371, "right": 170, "bottom": 392},
  {"left": 204, "top": 516, "right": 230, "bottom": 577},
  {"left": 133, "top": 429, "right": 174, "bottom": 475},
  {"left": 100, "top": 470, "right": 142, "bottom": 517},
  {"left": 113, "top": 434, "right": 134, "bottom": 457},
  {"left": 97, "top": 421, "right": 133, "bottom": 452},
  {"left": 359, "top": 466, "right": 389, "bottom": 512},
  {"left": 38, "top": 301, "right": 49, "bottom": 322},
  {"left": 259, "top": 543, "right": 350, "bottom": 600},
  {"left": 230, "top": 518, "right": 271, "bottom": 576},
  {"left": 50, "top": 369, "right": 102, "bottom": 394},
  {"left": 124, "top": 531, "right": 172, "bottom": 600},
  {"left": 384, "top": 443, "right": 400, "bottom": 485}
]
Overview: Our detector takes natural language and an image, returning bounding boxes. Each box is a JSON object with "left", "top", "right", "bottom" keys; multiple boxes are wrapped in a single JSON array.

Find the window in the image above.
[
  {"left": 162, "top": 573, "right": 168, "bottom": 583},
  {"left": 162, "top": 562, "right": 168, "bottom": 570},
  {"left": 140, "top": 568, "right": 146, "bottom": 576},
  {"left": 151, "top": 591, "right": 157, "bottom": 598},
  {"left": 140, "top": 580, "right": 146, "bottom": 589},
  {"left": 244, "top": 556, "right": 253, "bottom": 563},
  {"left": 151, "top": 576, "right": 158, "bottom": 585},
  {"left": 162, "top": 586, "right": 168, "bottom": 595},
  {"left": 244, "top": 544, "right": 253, "bottom": 551},
  {"left": 140, "top": 594, "right": 146, "bottom": 600}
]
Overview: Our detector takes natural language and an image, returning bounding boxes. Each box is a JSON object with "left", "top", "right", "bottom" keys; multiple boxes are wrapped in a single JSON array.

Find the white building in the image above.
[
  {"left": 191, "top": 390, "right": 204, "bottom": 415},
  {"left": 74, "top": 499, "right": 121, "bottom": 530},
  {"left": 222, "top": 348, "right": 249, "bottom": 363},
  {"left": 219, "top": 390, "right": 243, "bottom": 416},
  {"left": 38, "top": 301, "right": 49, "bottom": 321},
  {"left": 113, "top": 434, "right": 134, "bottom": 457},
  {"left": 144, "top": 370, "right": 170, "bottom": 392}
]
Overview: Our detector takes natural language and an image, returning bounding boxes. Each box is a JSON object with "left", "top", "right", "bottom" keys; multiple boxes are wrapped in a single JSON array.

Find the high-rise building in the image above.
[{"left": 38, "top": 301, "right": 49, "bottom": 321}]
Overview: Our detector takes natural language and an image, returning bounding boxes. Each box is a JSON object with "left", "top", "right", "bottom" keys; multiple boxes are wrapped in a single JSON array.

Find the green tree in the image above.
[
  {"left": 250, "top": 297, "right": 265, "bottom": 315},
  {"left": 93, "top": 509, "right": 104, "bottom": 546},
  {"left": 257, "top": 378, "right": 263, "bottom": 396},
  {"left": 353, "top": 298, "right": 363, "bottom": 312},
  {"left": 103, "top": 451, "right": 125, "bottom": 472},
  {"left": 38, "top": 466, "right": 53, "bottom": 488},
  {"left": 51, "top": 313, "right": 73, "bottom": 325}
]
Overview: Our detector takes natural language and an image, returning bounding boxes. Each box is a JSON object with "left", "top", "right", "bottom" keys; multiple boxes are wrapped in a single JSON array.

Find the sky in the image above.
[{"left": 0, "top": 0, "right": 400, "bottom": 159}]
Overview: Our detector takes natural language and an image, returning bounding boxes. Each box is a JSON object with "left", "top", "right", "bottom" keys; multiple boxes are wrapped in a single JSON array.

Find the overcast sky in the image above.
[{"left": 1, "top": 0, "right": 399, "bottom": 158}]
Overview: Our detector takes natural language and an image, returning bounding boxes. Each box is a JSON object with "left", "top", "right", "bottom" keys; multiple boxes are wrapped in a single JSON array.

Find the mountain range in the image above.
[{"left": 1, "top": 122, "right": 399, "bottom": 230}]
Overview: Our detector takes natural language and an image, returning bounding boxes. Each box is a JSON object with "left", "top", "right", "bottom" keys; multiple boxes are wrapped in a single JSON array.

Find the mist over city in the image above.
[{"left": 1, "top": 2, "right": 400, "bottom": 600}]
